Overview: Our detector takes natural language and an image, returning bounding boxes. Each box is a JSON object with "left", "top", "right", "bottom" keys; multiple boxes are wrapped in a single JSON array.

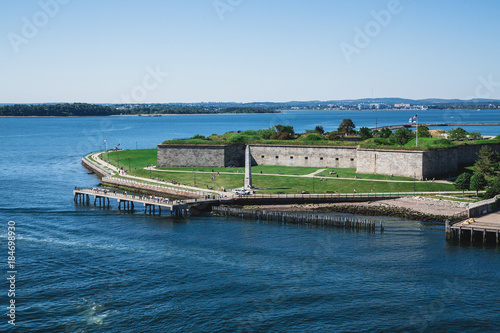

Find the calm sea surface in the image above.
[{"left": 1, "top": 110, "right": 500, "bottom": 332}]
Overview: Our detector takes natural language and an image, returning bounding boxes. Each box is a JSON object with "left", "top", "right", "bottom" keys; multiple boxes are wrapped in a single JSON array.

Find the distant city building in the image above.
[
  {"left": 358, "top": 103, "right": 391, "bottom": 110},
  {"left": 394, "top": 103, "right": 411, "bottom": 109}
]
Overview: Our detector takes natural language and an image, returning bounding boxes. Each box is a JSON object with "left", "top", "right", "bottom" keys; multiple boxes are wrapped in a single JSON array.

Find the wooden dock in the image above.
[
  {"left": 446, "top": 211, "right": 500, "bottom": 245},
  {"left": 73, "top": 187, "right": 220, "bottom": 217}
]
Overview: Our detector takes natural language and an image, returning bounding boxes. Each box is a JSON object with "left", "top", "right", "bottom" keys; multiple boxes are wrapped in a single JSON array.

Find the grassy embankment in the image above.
[
  {"left": 163, "top": 130, "right": 500, "bottom": 151},
  {"left": 102, "top": 149, "right": 456, "bottom": 194}
]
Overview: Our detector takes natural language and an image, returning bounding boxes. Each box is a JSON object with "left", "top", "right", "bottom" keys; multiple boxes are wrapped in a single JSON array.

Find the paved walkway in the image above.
[
  {"left": 305, "top": 169, "right": 327, "bottom": 177},
  {"left": 90, "top": 153, "right": 232, "bottom": 197}
]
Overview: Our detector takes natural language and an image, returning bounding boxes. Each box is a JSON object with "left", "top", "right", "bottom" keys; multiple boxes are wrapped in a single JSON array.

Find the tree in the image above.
[
  {"left": 485, "top": 176, "right": 500, "bottom": 199},
  {"left": 390, "top": 128, "right": 415, "bottom": 146},
  {"left": 274, "top": 124, "right": 294, "bottom": 135},
  {"left": 416, "top": 126, "right": 431, "bottom": 138},
  {"left": 379, "top": 128, "right": 392, "bottom": 139},
  {"left": 474, "top": 146, "right": 500, "bottom": 178},
  {"left": 338, "top": 119, "right": 356, "bottom": 135},
  {"left": 314, "top": 126, "right": 325, "bottom": 135},
  {"left": 470, "top": 173, "right": 488, "bottom": 196},
  {"left": 454, "top": 172, "right": 471, "bottom": 194},
  {"left": 359, "top": 127, "right": 373, "bottom": 141},
  {"left": 448, "top": 127, "right": 468, "bottom": 140}
]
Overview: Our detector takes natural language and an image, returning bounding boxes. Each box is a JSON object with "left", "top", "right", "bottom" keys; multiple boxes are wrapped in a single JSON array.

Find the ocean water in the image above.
[{"left": 1, "top": 111, "right": 500, "bottom": 332}]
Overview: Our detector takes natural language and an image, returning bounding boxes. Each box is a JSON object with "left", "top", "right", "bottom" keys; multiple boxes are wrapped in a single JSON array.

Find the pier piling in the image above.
[{"left": 212, "top": 206, "right": 382, "bottom": 232}]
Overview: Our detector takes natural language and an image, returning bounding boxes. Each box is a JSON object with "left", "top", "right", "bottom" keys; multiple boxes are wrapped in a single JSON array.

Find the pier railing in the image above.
[{"left": 74, "top": 186, "right": 221, "bottom": 207}]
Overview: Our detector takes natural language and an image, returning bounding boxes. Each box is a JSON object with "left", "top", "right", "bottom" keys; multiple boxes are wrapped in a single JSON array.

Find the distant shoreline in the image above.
[{"left": 0, "top": 112, "right": 281, "bottom": 118}]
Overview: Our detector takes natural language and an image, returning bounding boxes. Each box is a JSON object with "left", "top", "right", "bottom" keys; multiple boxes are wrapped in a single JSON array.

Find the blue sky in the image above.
[{"left": 1, "top": 0, "right": 499, "bottom": 103}]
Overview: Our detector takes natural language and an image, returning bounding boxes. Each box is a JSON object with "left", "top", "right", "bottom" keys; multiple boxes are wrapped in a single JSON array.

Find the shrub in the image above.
[
  {"left": 379, "top": 128, "right": 392, "bottom": 138},
  {"left": 275, "top": 124, "right": 294, "bottom": 135},
  {"left": 359, "top": 127, "right": 373, "bottom": 141},
  {"left": 271, "top": 132, "right": 293, "bottom": 140},
  {"left": 449, "top": 127, "right": 468, "bottom": 140},
  {"left": 325, "top": 131, "right": 343, "bottom": 141},
  {"left": 298, "top": 133, "right": 325, "bottom": 142},
  {"left": 257, "top": 127, "right": 276, "bottom": 140},
  {"left": 390, "top": 128, "right": 414, "bottom": 145}
]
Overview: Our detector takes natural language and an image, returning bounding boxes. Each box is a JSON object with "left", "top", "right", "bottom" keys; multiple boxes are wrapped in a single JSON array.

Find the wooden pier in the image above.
[
  {"left": 446, "top": 211, "right": 500, "bottom": 245},
  {"left": 213, "top": 206, "right": 383, "bottom": 232},
  {"left": 73, "top": 187, "right": 219, "bottom": 217}
]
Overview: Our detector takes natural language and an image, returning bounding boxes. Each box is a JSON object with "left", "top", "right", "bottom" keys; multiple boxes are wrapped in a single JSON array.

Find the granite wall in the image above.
[
  {"left": 356, "top": 149, "right": 424, "bottom": 178},
  {"left": 157, "top": 142, "right": 500, "bottom": 178},
  {"left": 249, "top": 145, "right": 358, "bottom": 168}
]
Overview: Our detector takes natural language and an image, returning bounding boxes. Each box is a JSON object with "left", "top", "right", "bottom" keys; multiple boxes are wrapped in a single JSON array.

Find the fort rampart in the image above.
[{"left": 157, "top": 143, "right": 500, "bottom": 178}]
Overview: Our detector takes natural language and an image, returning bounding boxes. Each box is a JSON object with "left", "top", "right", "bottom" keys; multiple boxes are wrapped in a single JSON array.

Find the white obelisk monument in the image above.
[{"left": 244, "top": 145, "right": 252, "bottom": 189}]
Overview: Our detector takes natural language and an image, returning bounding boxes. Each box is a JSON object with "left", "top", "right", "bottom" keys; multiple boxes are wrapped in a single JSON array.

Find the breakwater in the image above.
[{"left": 213, "top": 206, "right": 382, "bottom": 232}]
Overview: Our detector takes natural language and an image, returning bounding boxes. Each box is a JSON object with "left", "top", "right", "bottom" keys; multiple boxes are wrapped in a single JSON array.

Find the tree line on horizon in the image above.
[
  {"left": 0, "top": 103, "right": 115, "bottom": 117},
  {"left": 0, "top": 103, "right": 277, "bottom": 117}
]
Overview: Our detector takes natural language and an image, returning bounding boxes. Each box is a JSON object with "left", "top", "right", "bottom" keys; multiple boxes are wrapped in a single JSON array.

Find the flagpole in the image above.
[{"left": 416, "top": 114, "right": 418, "bottom": 147}]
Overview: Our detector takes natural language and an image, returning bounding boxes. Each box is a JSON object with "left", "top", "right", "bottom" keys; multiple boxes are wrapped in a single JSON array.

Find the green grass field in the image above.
[{"left": 101, "top": 149, "right": 456, "bottom": 194}]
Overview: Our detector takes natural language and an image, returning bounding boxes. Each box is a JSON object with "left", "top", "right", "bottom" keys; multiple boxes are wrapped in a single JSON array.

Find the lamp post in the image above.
[
  {"left": 105, "top": 139, "right": 108, "bottom": 162},
  {"left": 414, "top": 172, "right": 416, "bottom": 192},
  {"left": 149, "top": 164, "right": 152, "bottom": 179},
  {"left": 313, "top": 176, "right": 315, "bottom": 193},
  {"left": 193, "top": 168, "right": 196, "bottom": 186},
  {"left": 128, "top": 158, "right": 131, "bottom": 173}
]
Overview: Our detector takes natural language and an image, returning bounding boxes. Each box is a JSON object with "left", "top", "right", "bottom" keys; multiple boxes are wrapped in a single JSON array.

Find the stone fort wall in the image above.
[
  {"left": 249, "top": 145, "right": 358, "bottom": 169},
  {"left": 157, "top": 145, "right": 244, "bottom": 168},
  {"left": 157, "top": 143, "right": 500, "bottom": 178}
]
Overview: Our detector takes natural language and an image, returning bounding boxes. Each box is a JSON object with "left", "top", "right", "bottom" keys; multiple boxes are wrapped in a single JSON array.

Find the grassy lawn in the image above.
[
  {"left": 253, "top": 176, "right": 456, "bottom": 194},
  {"left": 158, "top": 165, "right": 320, "bottom": 175},
  {"left": 320, "top": 168, "right": 415, "bottom": 181},
  {"left": 101, "top": 149, "right": 457, "bottom": 194},
  {"left": 103, "top": 149, "right": 156, "bottom": 171},
  {"left": 424, "top": 194, "right": 483, "bottom": 203}
]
